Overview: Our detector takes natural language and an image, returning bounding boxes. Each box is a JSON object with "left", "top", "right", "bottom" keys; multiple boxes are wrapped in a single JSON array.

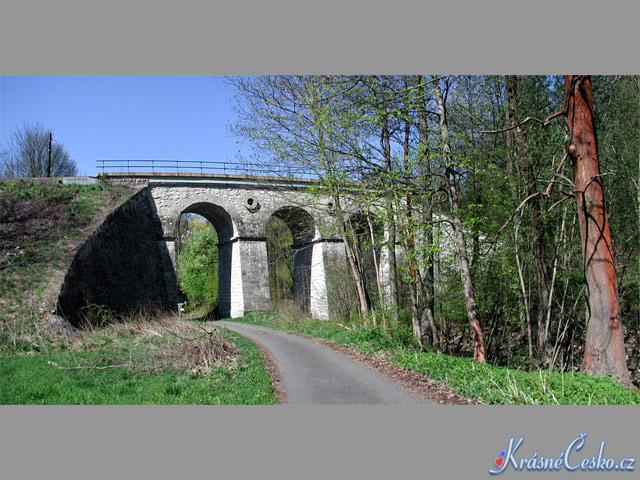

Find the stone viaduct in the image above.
[{"left": 56, "top": 173, "right": 394, "bottom": 323}]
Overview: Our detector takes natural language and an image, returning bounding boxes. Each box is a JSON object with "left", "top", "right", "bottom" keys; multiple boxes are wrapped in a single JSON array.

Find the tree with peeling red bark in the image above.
[{"left": 559, "top": 75, "right": 631, "bottom": 386}]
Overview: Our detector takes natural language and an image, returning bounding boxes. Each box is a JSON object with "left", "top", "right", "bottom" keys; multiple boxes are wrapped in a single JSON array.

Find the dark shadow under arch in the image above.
[{"left": 269, "top": 207, "right": 316, "bottom": 312}]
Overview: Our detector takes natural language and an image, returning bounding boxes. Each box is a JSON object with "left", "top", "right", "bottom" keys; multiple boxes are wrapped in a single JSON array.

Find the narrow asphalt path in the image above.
[{"left": 218, "top": 321, "right": 428, "bottom": 405}]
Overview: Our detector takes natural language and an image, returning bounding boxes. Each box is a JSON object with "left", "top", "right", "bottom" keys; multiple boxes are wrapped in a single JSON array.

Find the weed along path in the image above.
[{"left": 218, "top": 321, "right": 429, "bottom": 405}]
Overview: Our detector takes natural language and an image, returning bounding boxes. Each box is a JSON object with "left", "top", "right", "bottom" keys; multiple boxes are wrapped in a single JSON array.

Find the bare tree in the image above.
[{"left": 1, "top": 123, "right": 77, "bottom": 178}]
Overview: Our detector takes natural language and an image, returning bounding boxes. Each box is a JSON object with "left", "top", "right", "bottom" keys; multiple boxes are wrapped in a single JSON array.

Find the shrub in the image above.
[{"left": 176, "top": 222, "right": 218, "bottom": 308}]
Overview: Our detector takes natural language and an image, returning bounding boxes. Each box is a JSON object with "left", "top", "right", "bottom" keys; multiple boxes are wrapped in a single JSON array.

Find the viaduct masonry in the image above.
[{"left": 58, "top": 173, "right": 396, "bottom": 323}]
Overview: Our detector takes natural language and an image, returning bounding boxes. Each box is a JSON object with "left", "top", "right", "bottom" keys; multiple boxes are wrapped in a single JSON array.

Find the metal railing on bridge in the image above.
[{"left": 96, "top": 159, "right": 316, "bottom": 178}]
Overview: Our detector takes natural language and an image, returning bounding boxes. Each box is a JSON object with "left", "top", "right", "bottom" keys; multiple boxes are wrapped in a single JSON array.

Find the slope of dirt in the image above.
[{"left": 0, "top": 179, "right": 137, "bottom": 346}]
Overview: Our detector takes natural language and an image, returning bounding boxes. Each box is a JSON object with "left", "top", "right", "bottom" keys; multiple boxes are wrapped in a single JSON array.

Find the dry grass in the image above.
[
  {"left": 168, "top": 331, "right": 240, "bottom": 374},
  {"left": 159, "top": 318, "right": 240, "bottom": 374},
  {"left": 68, "top": 312, "right": 241, "bottom": 375}
]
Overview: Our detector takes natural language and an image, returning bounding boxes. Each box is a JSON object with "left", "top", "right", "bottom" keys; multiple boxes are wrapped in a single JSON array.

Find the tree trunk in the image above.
[
  {"left": 367, "top": 214, "right": 385, "bottom": 312},
  {"left": 402, "top": 76, "right": 423, "bottom": 343},
  {"left": 314, "top": 104, "right": 370, "bottom": 320},
  {"left": 506, "top": 75, "right": 552, "bottom": 365},
  {"left": 564, "top": 75, "right": 631, "bottom": 386},
  {"left": 433, "top": 76, "right": 486, "bottom": 363},
  {"left": 337, "top": 198, "right": 370, "bottom": 319},
  {"left": 417, "top": 76, "right": 439, "bottom": 351},
  {"left": 380, "top": 86, "right": 399, "bottom": 321},
  {"left": 505, "top": 76, "right": 533, "bottom": 368}
]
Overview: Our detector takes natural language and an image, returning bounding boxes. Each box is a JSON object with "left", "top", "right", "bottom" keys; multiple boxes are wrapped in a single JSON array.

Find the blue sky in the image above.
[{"left": 0, "top": 76, "right": 250, "bottom": 176}]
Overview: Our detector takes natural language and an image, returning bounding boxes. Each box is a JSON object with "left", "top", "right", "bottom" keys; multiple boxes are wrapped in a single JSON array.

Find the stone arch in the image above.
[
  {"left": 179, "top": 202, "right": 236, "bottom": 243},
  {"left": 272, "top": 206, "right": 316, "bottom": 245},
  {"left": 176, "top": 201, "right": 240, "bottom": 318},
  {"left": 269, "top": 206, "right": 317, "bottom": 312}
]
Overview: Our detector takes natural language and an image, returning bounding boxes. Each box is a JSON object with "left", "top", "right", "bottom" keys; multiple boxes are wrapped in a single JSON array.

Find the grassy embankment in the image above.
[
  {"left": 1, "top": 180, "right": 132, "bottom": 344},
  {"left": 231, "top": 312, "right": 640, "bottom": 405},
  {"left": 0, "top": 180, "right": 277, "bottom": 405},
  {"left": 1, "top": 315, "right": 277, "bottom": 405}
]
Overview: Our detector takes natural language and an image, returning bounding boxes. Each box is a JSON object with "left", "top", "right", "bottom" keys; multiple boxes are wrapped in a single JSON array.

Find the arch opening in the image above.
[
  {"left": 175, "top": 202, "right": 236, "bottom": 319},
  {"left": 267, "top": 207, "right": 316, "bottom": 313},
  {"left": 180, "top": 202, "right": 235, "bottom": 244}
]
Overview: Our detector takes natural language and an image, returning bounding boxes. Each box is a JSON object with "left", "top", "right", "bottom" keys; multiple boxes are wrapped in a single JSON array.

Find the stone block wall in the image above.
[
  {"left": 56, "top": 188, "right": 177, "bottom": 325},
  {"left": 237, "top": 239, "right": 271, "bottom": 313},
  {"left": 320, "top": 240, "right": 350, "bottom": 319}
]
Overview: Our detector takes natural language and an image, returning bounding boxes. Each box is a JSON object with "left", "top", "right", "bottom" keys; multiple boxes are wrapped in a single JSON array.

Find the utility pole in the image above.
[{"left": 47, "top": 132, "right": 52, "bottom": 177}]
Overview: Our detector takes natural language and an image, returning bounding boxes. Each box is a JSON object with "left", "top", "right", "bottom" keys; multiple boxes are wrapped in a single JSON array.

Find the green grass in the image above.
[
  {"left": 0, "top": 179, "right": 129, "bottom": 223},
  {"left": 0, "top": 179, "right": 279, "bottom": 405},
  {"left": 231, "top": 312, "right": 640, "bottom": 405},
  {"left": 390, "top": 348, "right": 640, "bottom": 405},
  {"left": 0, "top": 319, "right": 278, "bottom": 405}
]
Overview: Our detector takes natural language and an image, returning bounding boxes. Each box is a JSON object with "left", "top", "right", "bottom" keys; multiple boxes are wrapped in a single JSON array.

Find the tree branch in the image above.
[
  {"left": 480, "top": 116, "right": 546, "bottom": 134},
  {"left": 544, "top": 151, "right": 570, "bottom": 196},
  {"left": 496, "top": 192, "right": 543, "bottom": 237}
]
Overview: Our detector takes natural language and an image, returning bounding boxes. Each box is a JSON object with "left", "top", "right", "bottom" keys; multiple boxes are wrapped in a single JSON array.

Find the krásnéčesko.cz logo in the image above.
[{"left": 489, "top": 433, "right": 635, "bottom": 474}]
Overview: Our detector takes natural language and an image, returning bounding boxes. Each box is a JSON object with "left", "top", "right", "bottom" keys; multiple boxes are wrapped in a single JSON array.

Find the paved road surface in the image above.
[{"left": 218, "top": 321, "right": 428, "bottom": 405}]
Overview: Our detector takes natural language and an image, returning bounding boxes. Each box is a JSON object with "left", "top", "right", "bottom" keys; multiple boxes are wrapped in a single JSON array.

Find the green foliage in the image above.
[
  {"left": 391, "top": 349, "right": 639, "bottom": 405},
  {"left": 266, "top": 215, "right": 294, "bottom": 305},
  {"left": 176, "top": 220, "right": 218, "bottom": 308},
  {"left": 234, "top": 312, "right": 640, "bottom": 405},
  {"left": 230, "top": 75, "right": 639, "bottom": 380}
]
